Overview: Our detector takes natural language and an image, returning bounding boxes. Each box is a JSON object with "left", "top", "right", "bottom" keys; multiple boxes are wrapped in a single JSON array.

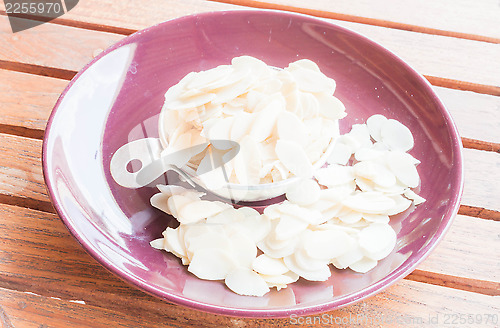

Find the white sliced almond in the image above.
[
  {"left": 227, "top": 232, "right": 258, "bottom": 268},
  {"left": 285, "top": 179, "right": 321, "bottom": 206},
  {"left": 260, "top": 271, "right": 299, "bottom": 286},
  {"left": 316, "top": 93, "right": 346, "bottom": 120},
  {"left": 331, "top": 246, "right": 364, "bottom": 270},
  {"left": 250, "top": 95, "right": 285, "bottom": 142},
  {"left": 275, "top": 140, "right": 313, "bottom": 178},
  {"left": 366, "top": 114, "right": 387, "bottom": 142},
  {"left": 380, "top": 119, "right": 414, "bottom": 152},
  {"left": 225, "top": 267, "right": 270, "bottom": 297},
  {"left": 274, "top": 214, "right": 309, "bottom": 241},
  {"left": 252, "top": 254, "right": 289, "bottom": 276},
  {"left": 338, "top": 211, "right": 363, "bottom": 224},
  {"left": 150, "top": 193, "right": 172, "bottom": 214},
  {"left": 293, "top": 248, "right": 329, "bottom": 271},
  {"left": 150, "top": 238, "right": 165, "bottom": 250},
  {"left": 303, "top": 229, "right": 355, "bottom": 260},
  {"left": 315, "top": 164, "right": 355, "bottom": 187},
  {"left": 186, "top": 65, "right": 234, "bottom": 90},
  {"left": 287, "top": 67, "right": 335, "bottom": 94},
  {"left": 349, "top": 257, "right": 378, "bottom": 273},
  {"left": 385, "top": 151, "right": 420, "bottom": 188},
  {"left": 276, "top": 111, "right": 308, "bottom": 146},
  {"left": 387, "top": 194, "right": 413, "bottom": 215},
  {"left": 358, "top": 223, "right": 396, "bottom": 258},
  {"left": 166, "top": 195, "right": 195, "bottom": 219},
  {"left": 231, "top": 211, "right": 272, "bottom": 243},
  {"left": 404, "top": 189, "right": 426, "bottom": 205},
  {"left": 347, "top": 124, "right": 373, "bottom": 150},
  {"left": 186, "top": 230, "right": 231, "bottom": 255},
  {"left": 342, "top": 191, "right": 396, "bottom": 214},
  {"left": 283, "top": 254, "right": 331, "bottom": 281},
  {"left": 178, "top": 200, "right": 231, "bottom": 224},
  {"left": 327, "top": 138, "right": 353, "bottom": 166},
  {"left": 354, "top": 160, "right": 396, "bottom": 188},
  {"left": 188, "top": 248, "right": 237, "bottom": 280},
  {"left": 230, "top": 111, "right": 254, "bottom": 142},
  {"left": 233, "top": 135, "right": 262, "bottom": 185},
  {"left": 162, "top": 227, "right": 187, "bottom": 259}
]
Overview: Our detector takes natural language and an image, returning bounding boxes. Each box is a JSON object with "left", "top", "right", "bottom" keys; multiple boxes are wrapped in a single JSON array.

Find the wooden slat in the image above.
[
  {"left": 0, "top": 280, "right": 497, "bottom": 328},
  {"left": 0, "top": 0, "right": 238, "bottom": 31},
  {"left": 210, "top": 0, "right": 500, "bottom": 41},
  {"left": 0, "top": 134, "right": 45, "bottom": 202},
  {"left": 1, "top": 51, "right": 500, "bottom": 146},
  {"left": 0, "top": 204, "right": 497, "bottom": 299},
  {"left": 462, "top": 148, "right": 500, "bottom": 211},
  {"left": 1, "top": 133, "right": 498, "bottom": 213},
  {"left": 434, "top": 86, "right": 500, "bottom": 144},
  {"left": 1, "top": 3, "right": 500, "bottom": 88},
  {"left": 0, "top": 69, "right": 67, "bottom": 132},
  {"left": 0, "top": 204, "right": 498, "bottom": 326},
  {"left": 330, "top": 19, "right": 500, "bottom": 87},
  {"left": 0, "top": 15, "right": 123, "bottom": 72},
  {"left": 417, "top": 215, "right": 500, "bottom": 284}
]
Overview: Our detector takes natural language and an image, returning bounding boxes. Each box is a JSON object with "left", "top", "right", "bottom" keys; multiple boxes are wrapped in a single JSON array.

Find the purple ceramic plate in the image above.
[{"left": 42, "top": 10, "right": 463, "bottom": 318}]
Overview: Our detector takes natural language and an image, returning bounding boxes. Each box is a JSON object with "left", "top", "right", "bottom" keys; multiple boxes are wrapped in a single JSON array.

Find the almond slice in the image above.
[
  {"left": 349, "top": 257, "right": 378, "bottom": 273},
  {"left": 380, "top": 119, "right": 414, "bottom": 152},
  {"left": 342, "top": 191, "right": 396, "bottom": 214},
  {"left": 366, "top": 114, "right": 387, "bottom": 142},
  {"left": 285, "top": 179, "right": 321, "bottom": 205},
  {"left": 188, "top": 248, "right": 237, "bottom": 280},
  {"left": 303, "top": 229, "right": 354, "bottom": 260},
  {"left": 252, "top": 254, "right": 289, "bottom": 276},
  {"left": 385, "top": 151, "right": 420, "bottom": 188},
  {"left": 283, "top": 254, "right": 331, "bottom": 281},
  {"left": 404, "top": 189, "right": 426, "bottom": 205},
  {"left": 225, "top": 267, "right": 270, "bottom": 297},
  {"left": 275, "top": 140, "right": 313, "bottom": 178},
  {"left": 178, "top": 200, "right": 231, "bottom": 224},
  {"left": 358, "top": 223, "right": 396, "bottom": 258}
]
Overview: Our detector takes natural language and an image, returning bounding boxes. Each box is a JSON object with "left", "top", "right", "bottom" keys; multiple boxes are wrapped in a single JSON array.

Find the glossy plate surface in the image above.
[{"left": 42, "top": 10, "right": 464, "bottom": 318}]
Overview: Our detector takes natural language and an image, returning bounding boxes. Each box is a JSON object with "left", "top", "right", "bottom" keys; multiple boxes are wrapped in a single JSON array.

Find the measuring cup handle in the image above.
[{"left": 109, "top": 138, "right": 163, "bottom": 188}]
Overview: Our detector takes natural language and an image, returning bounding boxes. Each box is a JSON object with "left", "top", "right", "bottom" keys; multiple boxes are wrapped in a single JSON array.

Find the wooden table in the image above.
[{"left": 1, "top": 0, "right": 499, "bottom": 326}]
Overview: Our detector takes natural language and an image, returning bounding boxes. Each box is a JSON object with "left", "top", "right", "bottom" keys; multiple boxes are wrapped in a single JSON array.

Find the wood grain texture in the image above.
[
  {"left": 2, "top": 133, "right": 499, "bottom": 215},
  {"left": 0, "top": 15, "right": 123, "bottom": 72},
  {"left": 462, "top": 148, "right": 500, "bottom": 211},
  {"left": 1, "top": 55, "right": 499, "bottom": 146},
  {"left": 331, "top": 19, "right": 500, "bottom": 87},
  {"left": 417, "top": 215, "right": 500, "bottom": 284},
  {"left": 0, "top": 134, "right": 45, "bottom": 202},
  {"left": 0, "top": 280, "right": 497, "bottom": 328},
  {"left": 0, "top": 69, "right": 67, "bottom": 132},
  {"left": 0, "top": 2, "right": 500, "bottom": 88},
  {"left": 0, "top": 188, "right": 498, "bottom": 300},
  {"left": 210, "top": 0, "right": 500, "bottom": 41},
  {"left": 0, "top": 204, "right": 498, "bottom": 327},
  {"left": 2, "top": 0, "right": 239, "bottom": 31}
]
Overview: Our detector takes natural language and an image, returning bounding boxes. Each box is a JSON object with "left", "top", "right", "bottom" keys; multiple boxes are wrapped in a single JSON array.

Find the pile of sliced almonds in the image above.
[
  {"left": 158, "top": 56, "right": 346, "bottom": 187},
  {"left": 150, "top": 114, "right": 426, "bottom": 297}
]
